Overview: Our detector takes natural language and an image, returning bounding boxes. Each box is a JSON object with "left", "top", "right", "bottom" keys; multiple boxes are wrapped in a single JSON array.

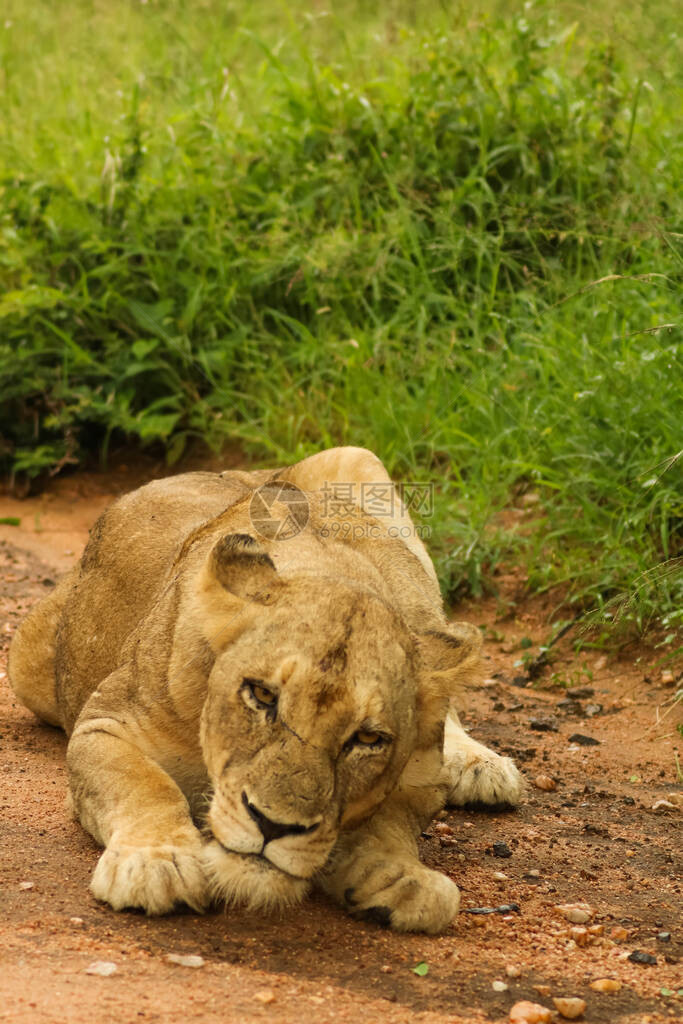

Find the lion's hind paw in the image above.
[{"left": 446, "top": 750, "right": 525, "bottom": 809}]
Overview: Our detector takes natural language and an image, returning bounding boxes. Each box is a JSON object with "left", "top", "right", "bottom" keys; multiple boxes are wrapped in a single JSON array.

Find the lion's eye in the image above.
[
  {"left": 344, "top": 729, "right": 389, "bottom": 752},
  {"left": 242, "top": 679, "right": 277, "bottom": 712},
  {"left": 356, "top": 730, "right": 381, "bottom": 745}
]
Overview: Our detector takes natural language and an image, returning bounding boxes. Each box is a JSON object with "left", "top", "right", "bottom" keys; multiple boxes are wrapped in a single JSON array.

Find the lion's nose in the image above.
[{"left": 242, "top": 792, "right": 319, "bottom": 845}]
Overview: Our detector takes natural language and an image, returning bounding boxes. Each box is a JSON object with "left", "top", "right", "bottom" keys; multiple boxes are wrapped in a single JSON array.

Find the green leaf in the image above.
[
  {"left": 0, "top": 517, "right": 21, "bottom": 526},
  {"left": 412, "top": 962, "right": 429, "bottom": 977},
  {"left": 520, "top": 637, "right": 533, "bottom": 649},
  {"left": 660, "top": 988, "right": 674, "bottom": 997},
  {"left": 0, "top": 286, "right": 66, "bottom": 319}
]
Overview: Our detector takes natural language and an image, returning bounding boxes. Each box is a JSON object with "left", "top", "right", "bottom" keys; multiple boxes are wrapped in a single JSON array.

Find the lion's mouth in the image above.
[{"left": 213, "top": 839, "right": 312, "bottom": 881}]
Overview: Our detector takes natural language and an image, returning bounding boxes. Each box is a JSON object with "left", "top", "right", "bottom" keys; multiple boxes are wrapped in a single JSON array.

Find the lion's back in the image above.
[{"left": 11, "top": 471, "right": 254, "bottom": 733}]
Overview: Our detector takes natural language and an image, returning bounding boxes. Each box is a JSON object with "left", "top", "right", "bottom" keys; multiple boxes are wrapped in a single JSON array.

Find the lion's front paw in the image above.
[
  {"left": 90, "top": 839, "right": 209, "bottom": 915},
  {"left": 446, "top": 749, "right": 525, "bottom": 808},
  {"left": 333, "top": 857, "right": 460, "bottom": 934}
]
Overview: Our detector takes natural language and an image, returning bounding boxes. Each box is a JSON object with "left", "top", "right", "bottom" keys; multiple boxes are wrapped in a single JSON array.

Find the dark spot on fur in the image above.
[
  {"left": 319, "top": 642, "right": 348, "bottom": 673},
  {"left": 361, "top": 905, "right": 393, "bottom": 928},
  {"left": 344, "top": 887, "right": 357, "bottom": 907}
]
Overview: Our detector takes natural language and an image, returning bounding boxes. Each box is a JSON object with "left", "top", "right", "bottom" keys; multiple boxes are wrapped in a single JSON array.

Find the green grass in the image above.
[{"left": 1, "top": 0, "right": 681, "bottom": 637}]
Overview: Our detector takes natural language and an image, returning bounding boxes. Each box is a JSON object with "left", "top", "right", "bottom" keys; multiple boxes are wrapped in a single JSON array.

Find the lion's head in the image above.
[{"left": 192, "top": 530, "right": 480, "bottom": 911}]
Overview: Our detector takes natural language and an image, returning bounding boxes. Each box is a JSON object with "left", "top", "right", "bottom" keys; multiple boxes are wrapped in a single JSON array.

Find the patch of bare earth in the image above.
[{"left": 1, "top": 466, "right": 681, "bottom": 1024}]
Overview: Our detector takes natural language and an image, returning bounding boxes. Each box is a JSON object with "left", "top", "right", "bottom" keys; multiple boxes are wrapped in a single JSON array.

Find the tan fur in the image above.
[{"left": 9, "top": 447, "right": 523, "bottom": 932}]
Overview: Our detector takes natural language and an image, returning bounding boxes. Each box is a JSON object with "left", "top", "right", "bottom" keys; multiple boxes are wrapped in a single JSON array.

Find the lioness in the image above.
[{"left": 9, "top": 446, "right": 523, "bottom": 933}]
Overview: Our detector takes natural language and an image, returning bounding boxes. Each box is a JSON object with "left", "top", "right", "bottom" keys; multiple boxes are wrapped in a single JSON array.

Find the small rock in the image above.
[
  {"left": 492, "top": 841, "right": 512, "bottom": 858},
  {"left": 253, "top": 989, "right": 276, "bottom": 1004},
  {"left": 85, "top": 961, "right": 117, "bottom": 977},
  {"left": 589, "top": 924, "right": 604, "bottom": 936},
  {"left": 494, "top": 871, "right": 508, "bottom": 881},
  {"left": 652, "top": 799, "right": 677, "bottom": 812},
  {"left": 661, "top": 670, "right": 675, "bottom": 685},
  {"left": 506, "top": 964, "right": 522, "bottom": 978},
  {"left": 666, "top": 792, "right": 683, "bottom": 807},
  {"left": 627, "top": 949, "right": 657, "bottom": 965},
  {"left": 529, "top": 717, "right": 558, "bottom": 732},
  {"left": 166, "top": 953, "right": 205, "bottom": 969},
  {"left": 492, "top": 980, "right": 509, "bottom": 992},
  {"left": 584, "top": 703, "right": 602, "bottom": 717},
  {"left": 18, "top": 881, "right": 34, "bottom": 891},
  {"left": 554, "top": 903, "right": 593, "bottom": 924},
  {"left": 533, "top": 984, "right": 551, "bottom": 997},
  {"left": 509, "top": 1000, "right": 553, "bottom": 1023},
  {"left": 525, "top": 869, "right": 541, "bottom": 879},
  {"left": 433, "top": 822, "right": 455, "bottom": 837},
  {"left": 610, "top": 926, "right": 629, "bottom": 942},
  {"left": 589, "top": 978, "right": 622, "bottom": 992},
  {"left": 380, "top": 965, "right": 393, "bottom": 973},
  {"left": 69, "top": 917, "right": 84, "bottom": 926},
  {"left": 566, "top": 686, "right": 595, "bottom": 699},
  {"left": 553, "top": 996, "right": 586, "bottom": 1020},
  {"left": 570, "top": 926, "right": 592, "bottom": 947},
  {"left": 657, "top": 932, "right": 671, "bottom": 943},
  {"left": 568, "top": 733, "right": 600, "bottom": 746},
  {"left": 533, "top": 774, "right": 557, "bottom": 792},
  {"left": 594, "top": 656, "right": 608, "bottom": 671}
]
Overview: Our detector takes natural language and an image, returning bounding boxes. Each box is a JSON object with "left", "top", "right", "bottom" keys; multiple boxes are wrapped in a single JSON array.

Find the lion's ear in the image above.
[
  {"left": 416, "top": 621, "right": 482, "bottom": 694},
  {"left": 414, "top": 622, "right": 482, "bottom": 746},
  {"left": 209, "top": 533, "right": 280, "bottom": 604}
]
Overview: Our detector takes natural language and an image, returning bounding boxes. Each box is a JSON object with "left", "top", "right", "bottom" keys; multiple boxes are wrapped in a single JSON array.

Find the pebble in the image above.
[
  {"left": 657, "top": 932, "right": 671, "bottom": 943},
  {"left": 433, "top": 822, "right": 455, "bottom": 836},
  {"left": 666, "top": 792, "right": 683, "bottom": 807},
  {"left": 166, "top": 953, "right": 205, "bottom": 968},
  {"left": 566, "top": 686, "right": 595, "bottom": 699},
  {"left": 533, "top": 774, "right": 557, "bottom": 792},
  {"left": 509, "top": 1000, "right": 553, "bottom": 1023},
  {"left": 69, "top": 917, "right": 84, "bottom": 926},
  {"left": 492, "top": 841, "right": 513, "bottom": 858},
  {"left": 627, "top": 949, "right": 657, "bottom": 965},
  {"left": 610, "top": 926, "right": 629, "bottom": 941},
  {"left": 85, "top": 961, "right": 117, "bottom": 977},
  {"left": 494, "top": 871, "right": 509, "bottom": 881},
  {"left": 661, "top": 670, "right": 675, "bottom": 685},
  {"left": 492, "top": 980, "right": 509, "bottom": 992},
  {"left": 533, "top": 984, "right": 551, "bottom": 997},
  {"left": 506, "top": 964, "right": 522, "bottom": 978},
  {"left": 380, "top": 965, "right": 393, "bottom": 973},
  {"left": 553, "top": 996, "right": 586, "bottom": 1019},
  {"left": 589, "top": 978, "right": 621, "bottom": 992},
  {"left": 652, "top": 799, "right": 677, "bottom": 812},
  {"left": 554, "top": 903, "right": 593, "bottom": 924},
  {"left": 529, "top": 717, "right": 558, "bottom": 732},
  {"left": 526, "top": 869, "right": 541, "bottom": 878},
  {"left": 568, "top": 733, "right": 600, "bottom": 746},
  {"left": 584, "top": 703, "right": 602, "bottom": 717},
  {"left": 18, "top": 881, "right": 34, "bottom": 891},
  {"left": 253, "top": 990, "right": 276, "bottom": 1004},
  {"left": 570, "top": 926, "right": 592, "bottom": 947}
]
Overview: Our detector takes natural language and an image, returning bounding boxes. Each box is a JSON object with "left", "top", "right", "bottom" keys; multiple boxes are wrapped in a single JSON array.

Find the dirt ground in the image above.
[{"left": 1, "top": 461, "right": 681, "bottom": 1024}]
